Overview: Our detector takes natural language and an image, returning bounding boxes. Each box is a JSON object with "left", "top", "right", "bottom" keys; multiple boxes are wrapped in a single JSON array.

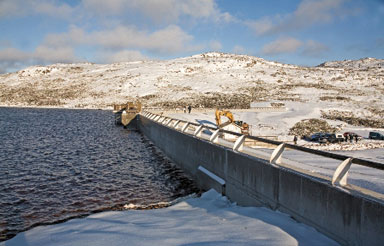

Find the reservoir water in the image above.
[{"left": 0, "top": 107, "right": 198, "bottom": 241}]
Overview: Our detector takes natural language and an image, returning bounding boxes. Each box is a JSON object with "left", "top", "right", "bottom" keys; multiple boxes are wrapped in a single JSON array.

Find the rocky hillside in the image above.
[
  {"left": 0, "top": 53, "right": 383, "bottom": 123},
  {"left": 317, "top": 57, "right": 384, "bottom": 70}
]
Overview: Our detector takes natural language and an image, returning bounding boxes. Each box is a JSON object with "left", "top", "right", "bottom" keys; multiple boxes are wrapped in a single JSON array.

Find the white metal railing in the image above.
[{"left": 140, "top": 111, "right": 384, "bottom": 190}]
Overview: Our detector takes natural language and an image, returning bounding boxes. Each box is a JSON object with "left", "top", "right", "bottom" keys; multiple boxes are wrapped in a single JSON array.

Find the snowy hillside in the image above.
[
  {"left": 0, "top": 52, "right": 383, "bottom": 131},
  {"left": 318, "top": 57, "right": 384, "bottom": 70}
]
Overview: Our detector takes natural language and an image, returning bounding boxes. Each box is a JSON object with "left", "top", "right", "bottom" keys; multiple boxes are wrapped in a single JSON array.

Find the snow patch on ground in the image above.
[{"left": 0, "top": 189, "right": 338, "bottom": 246}]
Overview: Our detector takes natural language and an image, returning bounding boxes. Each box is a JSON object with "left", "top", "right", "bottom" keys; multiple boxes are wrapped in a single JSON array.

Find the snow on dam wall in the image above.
[{"left": 136, "top": 113, "right": 384, "bottom": 246}]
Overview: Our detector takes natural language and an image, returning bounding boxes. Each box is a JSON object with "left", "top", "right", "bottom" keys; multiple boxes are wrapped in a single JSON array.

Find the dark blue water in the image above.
[{"left": 0, "top": 107, "right": 198, "bottom": 241}]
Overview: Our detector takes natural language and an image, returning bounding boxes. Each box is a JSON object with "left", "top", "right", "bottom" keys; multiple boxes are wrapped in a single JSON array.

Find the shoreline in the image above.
[{"left": 0, "top": 104, "right": 110, "bottom": 111}]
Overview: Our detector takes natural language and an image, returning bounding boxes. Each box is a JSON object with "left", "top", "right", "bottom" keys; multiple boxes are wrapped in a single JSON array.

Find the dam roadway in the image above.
[{"left": 138, "top": 110, "right": 384, "bottom": 246}]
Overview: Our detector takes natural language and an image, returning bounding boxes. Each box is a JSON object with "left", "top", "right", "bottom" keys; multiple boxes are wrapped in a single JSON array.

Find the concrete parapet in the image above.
[
  {"left": 137, "top": 113, "right": 384, "bottom": 246},
  {"left": 145, "top": 107, "right": 286, "bottom": 116}
]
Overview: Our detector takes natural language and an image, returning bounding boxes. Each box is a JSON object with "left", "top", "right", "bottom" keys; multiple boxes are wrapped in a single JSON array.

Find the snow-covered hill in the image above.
[
  {"left": 317, "top": 57, "right": 384, "bottom": 70},
  {"left": 0, "top": 52, "right": 382, "bottom": 108},
  {"left": 0, "top": 52, "right": 383, "bottom": 125}
]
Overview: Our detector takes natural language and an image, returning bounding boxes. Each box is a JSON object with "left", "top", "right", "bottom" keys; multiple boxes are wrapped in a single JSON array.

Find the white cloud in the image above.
[
  {"left": 97, "top": 50, "right": 148, "bottom": 63},
  {"left": 302, "top": 40, "right": 329, "bottom": 57},
  {"left": 0, "top": 45, "right": 80, "bottom": 73},
  {"left": 82, "top": 0, "right": 128, "bottom": 15},
  {"left": 0, "top": 0, "right": 76, "bottom": 20},
  {"left": 0, "top": 0, "right": 231, "bottom": 72},
  {"left": 288, "top": 0, "right": 346, "bottom": 27},
  {"left": 246, "top": 17, "right": 278, "bottom": 36},
  {"left": 82, "top": 0, "right": 233, "bottom": 23},
  {"left": 209, "top": 40, "right": 222, "bottom": 51},
  {"left": 0, "top": 47, "right": 29, "bottom": 62},
  {"left": 44, "top": 25, "right": 199, "bottom": 55},
  {"left": 248, "top": 0, "right": 350, "bottom": 36},
  {"left": 0, "top": 0, "right": 27, "bottom": 18},
  {"left": 261, "top": 37, "right": 302, "bottom": 55},
  {"left": 233, "top": 45, "right": 245, "bottom": 54},
  {"left": 33, "top": 45, "right": 79, "bottom": 63},
  {"left": 0, "top": 22, "right": 202, "bottom": 72},
  {"left": 34, "top": 1, "right": 75, "bottom": 19},
  {"left": 0, "top": 0, "right": 233, "bottom": 24},
  {"left": 0, "top": 47, "right": 29, "bottom": 73},
  {"left": 261, "top": 38, "right": 329, "bottom": 57}
]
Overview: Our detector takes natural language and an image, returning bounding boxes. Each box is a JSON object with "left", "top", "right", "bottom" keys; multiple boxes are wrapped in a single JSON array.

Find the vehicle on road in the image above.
[
  {"left": 335, "top": 134, "right": 345, "bottom": 142},
  {"left": 324, "top": 133, "right": 345, "bottom": 143},
  {"left": 369, "top": 131, "right": 384, "bottom": 140},
  {"left": 307, "top": 132, "right": 328, "bottom": 143},
  {"left": 307, "top": 132, "right": 345, "bottom": 143}
]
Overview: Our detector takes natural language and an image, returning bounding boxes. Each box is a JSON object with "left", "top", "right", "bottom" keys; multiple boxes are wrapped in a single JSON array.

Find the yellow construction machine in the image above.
[{"left": 215, "top": 109, "right": 249, "bottom": 135}]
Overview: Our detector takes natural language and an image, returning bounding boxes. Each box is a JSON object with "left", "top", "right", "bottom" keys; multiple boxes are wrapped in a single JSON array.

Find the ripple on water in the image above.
[{"left": 0, "top": 107, "right": 198, "bottom": 242}]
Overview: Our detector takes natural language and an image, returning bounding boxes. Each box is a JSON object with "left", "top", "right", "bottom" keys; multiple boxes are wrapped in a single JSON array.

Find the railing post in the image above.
[
  {"left": 163, "top": 118, "right": 170, "bottom": 125},
  {"left": 166, "top": 119, "right": 173, "bottom": 126},
  {"left": 270, "top": 143, "right": 285, "bottom": 164},
  {"left": 233, "top": 135, "right": 246, "bottom": 152},
  {"left": 194, "top": 125, "right": 204, "bottom": 137},
  {"left": 173, "top": 120, "right": 180, "bottom": 128},
  {"left": 182, "top": 122, "right": 190, "bottom": 132},
  {"left": 332, "top": 158, "right": 353, "bottom": 186},
  {"left": 209, "top": 129, "right": 221, "bottom": 143}
]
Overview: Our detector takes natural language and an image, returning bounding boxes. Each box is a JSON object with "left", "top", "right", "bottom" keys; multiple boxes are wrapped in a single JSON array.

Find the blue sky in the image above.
[{"left": 0, "top": 0, "right": 383, "bottom": 73}]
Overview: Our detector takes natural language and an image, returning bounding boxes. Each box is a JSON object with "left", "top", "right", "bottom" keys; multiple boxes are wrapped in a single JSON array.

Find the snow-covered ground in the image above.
[
  {"left": 1, "top": 52, "right": 382, "bottom": 245},
  {"left": 0, "top": 53, "right": 383, "bottom": 114},
  {"left": 1, "top": 52, "right": 383, "bottom": 147},
  {"left": 166, "top": 109, "right": 384, "bottom": 196},
  {"left": 167, "top": 105, "right": 384, "bottom": 152},
  {"left": 1, "top": 189, "right": 338, "bottom": 246}
]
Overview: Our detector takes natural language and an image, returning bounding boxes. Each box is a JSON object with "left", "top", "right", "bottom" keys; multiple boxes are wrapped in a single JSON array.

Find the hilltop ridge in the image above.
[
  {"left": 0, "top": 53, "right": 382, "bottom": 116},
  {"left": 317, "top": 57, "right": 384, "bottom": 70}
]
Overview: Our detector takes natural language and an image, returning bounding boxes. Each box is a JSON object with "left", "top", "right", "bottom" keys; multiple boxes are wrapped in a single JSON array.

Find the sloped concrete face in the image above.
[
  {"left": 226, "top": 151, "right": 279, "bottom": 209},
  {"left": 138, "top": 115, "right": 384, "bottom": 246}
]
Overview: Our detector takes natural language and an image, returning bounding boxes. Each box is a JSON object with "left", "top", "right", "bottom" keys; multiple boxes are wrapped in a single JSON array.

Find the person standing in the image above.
[
  {"left": 293, "top": 135, "right": 298, "bottom": 145},
  {"left": 188, "top": 105, "right": 192, "bottom": 114}
]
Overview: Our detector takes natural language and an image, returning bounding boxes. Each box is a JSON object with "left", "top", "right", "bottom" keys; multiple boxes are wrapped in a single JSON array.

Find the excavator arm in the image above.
[
  {"left": 215, "top": 109, "right": 249, "bottom": 135},
  {"left": 215, "top": 109, "right": 234, "bottom": 127}
]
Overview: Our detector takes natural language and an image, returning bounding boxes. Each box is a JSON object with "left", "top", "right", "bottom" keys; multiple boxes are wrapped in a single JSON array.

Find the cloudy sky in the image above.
[{"left": 0, "top": 0, "right": 383, "bottom": 73}]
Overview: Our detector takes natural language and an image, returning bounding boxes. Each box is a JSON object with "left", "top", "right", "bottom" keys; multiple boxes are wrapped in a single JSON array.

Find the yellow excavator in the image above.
[{"left": 215, "top": 109, "right": 249, "bottom": 135}]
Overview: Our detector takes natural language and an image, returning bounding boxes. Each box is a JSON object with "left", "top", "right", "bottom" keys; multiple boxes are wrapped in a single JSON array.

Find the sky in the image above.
[{"left": 0, "top": 0, "right": 383, "bottom": 73}]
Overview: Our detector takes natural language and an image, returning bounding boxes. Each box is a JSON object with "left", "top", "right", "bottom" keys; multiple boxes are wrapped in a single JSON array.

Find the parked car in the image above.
[
  {"left": 308, "top": 132, "right": 324, "bottom": 142},
  {"left": 308, "top": 132, "right": 328, "bottom": 143},
  {"left": 307, "top": 133, "right": 345, "bottom": 143},
  {"left": 324, "top": 133, "right": 345, "bottom": 143},
  {"left": 335, "top": 134, "right": 345, "bottom": 142},
  {"left": 369, "top": 131, "right": 384, "bottom": 140}
]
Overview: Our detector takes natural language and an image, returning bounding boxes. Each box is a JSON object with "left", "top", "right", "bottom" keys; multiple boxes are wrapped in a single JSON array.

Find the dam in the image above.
[{"left": 122, "top": 109, "right": 384, "bottom": 246}]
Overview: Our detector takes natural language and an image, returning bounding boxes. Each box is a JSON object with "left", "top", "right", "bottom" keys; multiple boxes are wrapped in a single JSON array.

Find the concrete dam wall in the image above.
[{"left": 136, "top": 113, "right": 384, "bottom": 246}]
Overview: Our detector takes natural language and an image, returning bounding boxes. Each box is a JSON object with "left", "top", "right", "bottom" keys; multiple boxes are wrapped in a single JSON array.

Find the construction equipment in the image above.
[{"left": 215, "top": 109, "right": 249, "bottom": 135}]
